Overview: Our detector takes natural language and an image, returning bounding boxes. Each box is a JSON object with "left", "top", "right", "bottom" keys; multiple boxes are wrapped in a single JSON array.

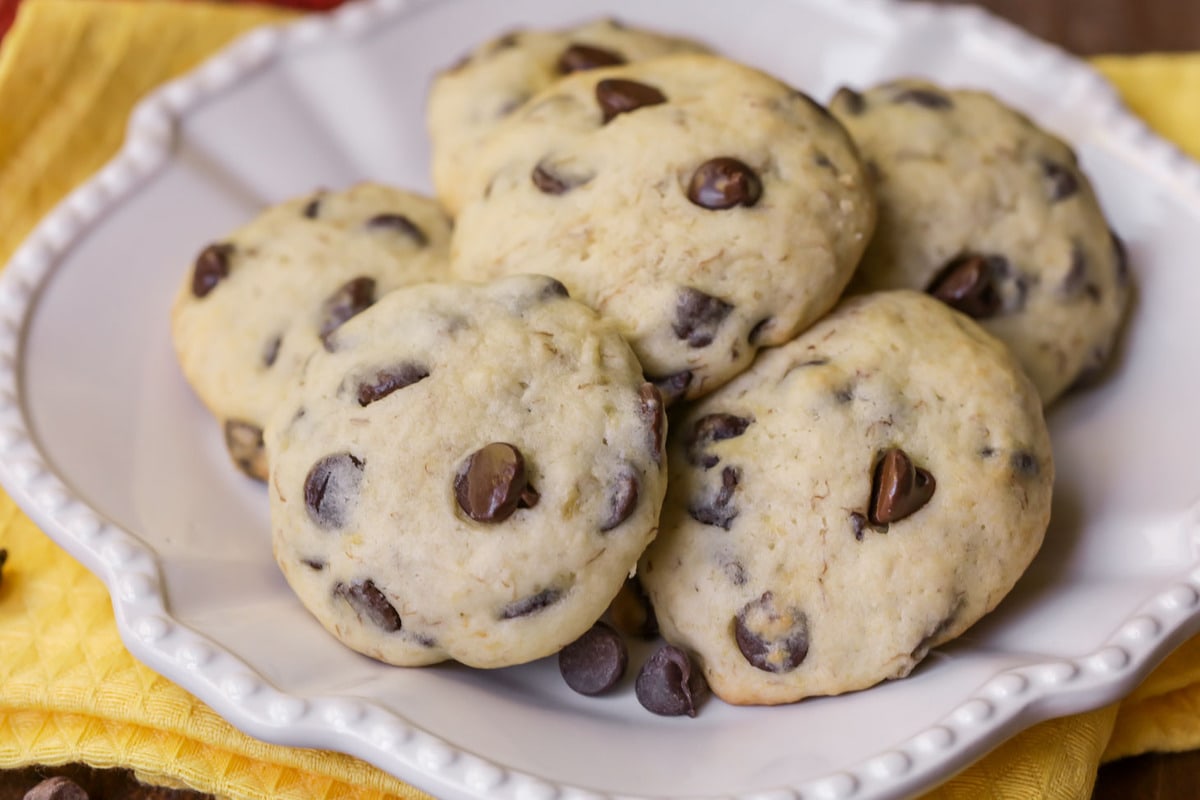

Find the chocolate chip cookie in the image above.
[
  {"left": 264, "top": 275, "right": 668, "bottom": 669},
  {"left": 428, "top": 18, "right": 709, "bottom": 214},
  {"left": 450, "top": 54, "right": 876, "bottom": 404},
  {"left": 640, "top": 291, "right": 1053, "bottom": 705},
  {"left": 829, "top": 78, "right": 1130, "bottom": 404},
  {"left": 170, "top": 183, "right": 451, "bottom": 480}
]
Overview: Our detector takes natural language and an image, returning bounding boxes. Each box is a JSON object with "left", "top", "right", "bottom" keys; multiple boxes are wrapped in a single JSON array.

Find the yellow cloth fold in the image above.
[{"left": 0, "top": 1, "right": 1197, "bottom": 798}]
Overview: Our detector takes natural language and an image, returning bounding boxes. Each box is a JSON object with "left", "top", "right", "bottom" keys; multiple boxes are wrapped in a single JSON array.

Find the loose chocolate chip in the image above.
[
  {"left": 832, "top": 86, "right": 865, "bottom": 114},
  {"left": 607, "top": 576, "right": 658, "bottom": 639},
  {"left": 23, "top": 776, "right": 88, "bottom": 800},
  {"left": 869, "top": 448, "right": 936, "bottom": 525},
  {"left": 365, "top": 213, "right": 428, "bottom": 246},
  {"left": 559, "top": 621, "right": 628, "bottom": 695},
  {"left": 455, "top": 442, "right": 539, "bottom": 523},
  {"left": 357, "top": 362, "right": 430, "bottom": 407},
  {"left": 649, "top": 370, "right": 693, "bottom": 406},
  {"left": 1111, "top": 229, "right": 1131, "bottom": 286},
  {"left": 636, "top": 644, "right": 707, "bottom": 717},
  {"left": 557, "top": 42, "right": 626, "bottom": 74},
  {"left": 686, "top": 413, "right": 752, "bottom": 469},
  {"left": 595, "top": 78, "right": 666, "bottom": 123},
  {"left": 600, "top": 467, "right": 640, "bottom": 532},
  {"left": 1041, "top": 158, "right": 1079, "bottom": 203},
  {"left": 191, "top": 242, "right": 234, "bottom": 298},
  {"left": 304, "top": 452, "right": 365, "bottom": 529},
  {"left": 262, "top": 334, "right": 282, "bottom": 368},
  {"left": 926, "top": 254, "right": 1002, "bottom": 319},
  {"left": 673, "top": 287, "right": 734, "bottom": 347},
  {"left": 335, "top": 579, "right": 401, "bottom": 632},
  {"left": 734, "top": 591, "right": 810, "bottom": 673},
  {"left": 893, "top": 87, "right": 953, "bottom": 109},
  {"left": 748, "top": 317, "right": 774, "bottom": 345},
  {"left": 688, "top": 465, "right": 740, "bottom": 530},
  {"left": 531, "top": 160, "right": 592, "bottom": 195},
  {"left": 687, "top": 157, "right": 763, "bottom": 210},
  {"left": 319, "top": 277, "right": 376, "bottom": 350},
  {"left": 224, "top": 420, "right": 268, "bottom": 482},
  {"left": 302, "top": 195, "right": 322, "bottom": 219},
  {"left": 302, "top": 558, "right": 326, "bottom": 571},
  {"left": 1011, "top": 451, "right": 1039, "bottom": 477},
  {"left": 500, "top": 586, "right": 562, "bottom": 619}
]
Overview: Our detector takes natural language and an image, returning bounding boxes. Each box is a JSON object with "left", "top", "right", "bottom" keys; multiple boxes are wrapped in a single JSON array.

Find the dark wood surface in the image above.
[{"left": 0, "top": 1, "right": 1196, "bottom": 798}]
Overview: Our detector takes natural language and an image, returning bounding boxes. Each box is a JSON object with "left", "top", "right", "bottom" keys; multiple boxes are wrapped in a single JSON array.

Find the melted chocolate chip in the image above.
[
  {"left": 595, "top": 78, "right": 666, "bottom": 123},
  {"left": 649, "top": 370, "right": 693, "bottom": 406},
  {"left": 1011, "top": 451, "right": 1040, "bottom": 477},
  {"left": 455, "top": 442, "right": 539, "bottom": 523},
  {"left": 224, "top": 420, "right": 268, "bottom": 482},
  {"left": 191, "top": 243, "right": 234, "bottom": 298},
  {"left": 558, "top": 621, "right": 628, "bottom": 695},
  {"left": 688, "top": 465, "right": 740, "bottom": 530},
  {"left": 926, "top": 254, "right": 1002, "bottom": 319},
  {"left": 607, "top": 576, "right": 657, "bottom": 639},
  {"left": 319, "top": 277, "right": 376, "bottom": 350},
  {"left": 893, "top": 87, "right": 953, "bottom": 109},
  {"left": 1041, "top": 159, "right": 1079, "bottom": 203},
  {"left": 832, "top": 86, "right": 865, "bottom": 114},
  {"left": 635, "top": 644, "right": 707, "bottom": 717},
  {"left": 365, "top": 214, "right": 428, "bottom": 246},
  {"left": 500, "top": 586, "right": 562, "bottom": 619},
  {"left": 357, "top": 362, "right": 430, "bottom": 407},
  {"left": 335, "top": 579, "right": 401, "bottom": 632},
  {"left": 304, "top": 452, "right": 365, "bottom": 529},
  {"left": 600, "top": 467, "right": 640, "bottom": 532},
  {"left": 557, "top": 42, "right": 626, "bottom": 74},
  {"left": 869, "top": 448, "right": 936, "bottom": 525},
  {"left": 637, "top": 382, "right": 666, "bottom": 465},
  {"left": 531, "top": 160, "right": 592, "bottom": 195},
  {"left": 262, "top": 334, "right": 282, "bottom": 368},
  {"left": 686, "top": 413, "right": 752, "bottom": 469},
  {"left": 673, "top": 287, "right": 734, "bottom": 347},
  {"left": 734, "top": 591, "right": 809, "bottom": 673},
  {"left": 302, "top": 195, "right": 322, "bottom": 219},
  {"left": 687, "top": 158, "right": 763, "bottom": 210}
]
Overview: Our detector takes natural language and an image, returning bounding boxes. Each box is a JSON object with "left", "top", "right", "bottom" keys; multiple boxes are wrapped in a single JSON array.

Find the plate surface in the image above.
[{"left": 3, "top": 0, "right": 1200, "bottom": 798}]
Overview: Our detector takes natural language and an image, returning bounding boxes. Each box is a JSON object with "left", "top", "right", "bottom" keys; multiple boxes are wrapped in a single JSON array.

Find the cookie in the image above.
[
  {"left": 171, "top": 183, "right": 451, "bottom": 480},
  {"left": 264, "top": 275, "right": 668, "bottom": 669},
  {"left": 640, "top": 291, "right": 1053, "bottom": 705},
  {"left": 828, "top": 78, "right": 1130, "bottom": 404},
  {"left": 450, "top": 54, "right": 876, "bottom": 404},
  {"left": 428, "top": 18, "right": 709, "bottom": 214}
]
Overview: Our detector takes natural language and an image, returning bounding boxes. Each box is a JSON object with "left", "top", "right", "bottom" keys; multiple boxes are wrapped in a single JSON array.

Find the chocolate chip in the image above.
[
  {"left": 539, "top": 277, "right": 570, "bottom": 300},
  {"left": 648, "top": 370, "right": 693, "bottom": 406},
  {"left": 673, "top": 287, "right": 734, "bottom": 347},
  {"left": 559, "top": 621, "right": 628, "bottom": 695},
  {"left": 262, "top": 334, "right": 282, "bottom": 368},
  {"left": 607, "top": 576, "right": 657, "bottom": 639},
  {"left": 304, "top": 452, "right": 365, "bottom": 529},
  {"left": 23, "top": 776, "right": 89, "bottom": 800},
  {"left": 455, "top": 442, "right": 539, "bottom": 523},
  {"left": 335, "top": 579, "right": 401, "bottom": 632},
  {"left": 1041, "top": 159, "right": 1079, "bottom": 203},
  {"left": 191, "top": 242, "right": 234, "bottom": 298},
  {"left": 723, "top": 560, "right": 747, "bottom": 586},
  {"left": 595, "top": 78, "right": 666, "bottom": 123},
  {"left": 748, "top": 317, "right": 774, "bottom": 345},
  {"left": 365, "top": 214, "right": 428, "bottom": 246},
  {"left": 869, "top": 448, "right": 936, "bottom": 525},
  {"left": 500, "top": 586, "right": 562, "bottom": 619},
  {"left": 302, "top": 558, "right": 326, "bottom": 571},
  {"left": 224, "top": 420, "right": 268, "bottom": 481},
  {"left": 357, "top": 362, "right": 430, "bottom": 407},
  {"left": 319, "top": 277, "right": 376, "bottom": 350},
  {"left": 834, "top": 385, "right": 854, "bottom": 404},
  {"left": 0, "top": 548, "right": 7, "bottom": 587},
  {"left": 600, "top": 467, "right": 640, "bottom": 532},
  {"left": 635, "top": 644, "right": 707, "bottom": 717},
  {"left": 637, "top": 382, "right": 665, "bottom": 465},
  {"left": 734, "top": 591, "right": 809, "bottom": 673},
  {"left": 926, "top": 254, "right": 1002, "bottom": 319},
  {"left": 557, "top": 42, "right": 626, "bottom": 74},
  {"left": 531, "top": 160, "right": 592, "bottom": 195},
  {"left": 832, "top": 86, "right": 865, "bottom": 114},
  {"left": 302, "top": 195, "right": 322, "bottom": 219},
  {"left": 814, "top": 152, "right": 834, "bottom": 169},
  {"left": 1111, "top": 229, "right": 1131, "bottom": 286},
  {"left": 1011, "top": 451, "right": 1039, "bottom": 477},
  {"left": 893, "top": 87, "right": 953, "bottom": 109},
  {"left": 850, "top": 511, "right": 867, "bottom": 541},
  {"left": 687, "top": 158, "right": 762, "bottom": 210},
  {"left": 980, "top": 446, "right": 997, "bottom": 458},
  {"left": 686, "top": 413, "right": 752, "bottom": 469},
  {"left": 688, "top": 465, "right": 740, "bottom": 530}
]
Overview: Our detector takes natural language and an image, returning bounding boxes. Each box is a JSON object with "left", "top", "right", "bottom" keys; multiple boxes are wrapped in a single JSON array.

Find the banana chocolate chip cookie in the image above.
[
  {"left": 451, "top": 54, "right": 876, "bottom": 404},
  {"left": 641, "top": 291, "right": 1053, "bottom": 705},
  {"left": 171, "top": 183, "right": 451, "bottom": 480},
  {"left": 265, "top": 275, "right": 668, "bottom": 669},
  {"left": 829, "top": 78, "right": 1130, "bottom": 404},
  {"left": 428, "top": 18, "right": 709, "bottom": 214}
]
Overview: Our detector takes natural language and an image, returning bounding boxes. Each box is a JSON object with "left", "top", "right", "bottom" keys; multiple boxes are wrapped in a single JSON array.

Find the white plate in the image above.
[{"left": 3, "top": 0, "right": 1200, "bottom": 798}]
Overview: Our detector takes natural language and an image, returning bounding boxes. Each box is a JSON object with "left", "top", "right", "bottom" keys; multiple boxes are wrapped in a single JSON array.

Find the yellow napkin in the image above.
[{"left": 1, "top": 1, "right": 1198, "bottom": 797}]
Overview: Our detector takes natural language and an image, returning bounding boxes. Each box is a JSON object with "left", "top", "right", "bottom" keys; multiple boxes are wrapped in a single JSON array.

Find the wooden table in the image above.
[{"left": 0, "top": 0, "right": 1196, "bottom": 798}]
